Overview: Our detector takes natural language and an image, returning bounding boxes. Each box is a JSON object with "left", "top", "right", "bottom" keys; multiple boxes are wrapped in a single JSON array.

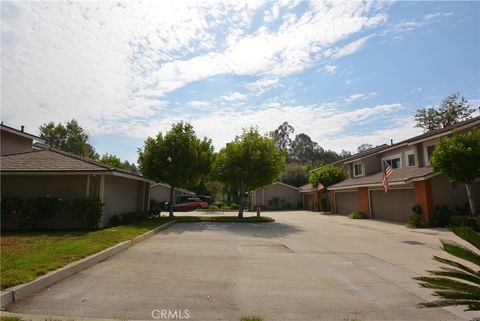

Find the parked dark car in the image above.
[{"left": 196, "top": 195, "right": 212, "bottom": 204}]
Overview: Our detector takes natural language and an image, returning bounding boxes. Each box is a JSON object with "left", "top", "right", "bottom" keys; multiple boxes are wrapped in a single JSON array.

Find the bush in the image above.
[
  {"left": 230, "top": 203, "right": 239, "bottom": 209},
  {"left": 109, "top": 214, "right": 120, "bottom": 226},
  {"left": 149, "top": 199, "right": 161, "bottom": 216},
  {"left": 213, "top": 201, "right": 224, "bottom": 208},
  {"left": 19, "top": 197, "right": 63, "bottom": 229},
  {"left": 70, "top": 198, "right": 104, "bottom": 230},
  {"left": 449, "top": 215, "right": 479, "bottom": 231},
  {"left": 348, "top": 211, "right": 367, "bottom": 219},
  {"left": 202, "top": 204, "right": 220, "bottom": 210},
  {"left": 433, "top": 205, "right": 452, "bottom": 227},
  {"left": 1, "top": 196, "right": 24, "bottom": 222},
  {"left": 407, "top": 213, "right": 425, "bottom": 228}
]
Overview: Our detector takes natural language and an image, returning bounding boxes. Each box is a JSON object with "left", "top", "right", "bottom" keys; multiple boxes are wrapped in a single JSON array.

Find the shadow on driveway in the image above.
[{"left": 163, "top": 221, "right": 304, "bottom": 239}]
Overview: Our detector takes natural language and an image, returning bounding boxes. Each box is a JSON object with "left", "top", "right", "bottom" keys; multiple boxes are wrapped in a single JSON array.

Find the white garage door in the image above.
[
  {"left": 335, "top": 191, "right": 359, "bottom": 215},
  {"left": 370, "top": 189, "right": 416, "bottom": 223}
]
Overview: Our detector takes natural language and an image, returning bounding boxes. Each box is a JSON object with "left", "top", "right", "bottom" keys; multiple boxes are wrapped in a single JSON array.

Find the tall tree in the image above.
[
  {"left": 99, "top": 153, "right": 129, "bottom": 170},
  {"left": 214, "top": 128, "right": 285, "bottom": 217},
  {"left": 357, "top": 143, "right": 374, "bottom": 153},
  {"left": 138, "top": 122, "right": 214, "bottom": 217},
  {"left": 430, "top": 129, "right": 480, "bottom": 215},
  {"left": 269, "top": 121, "right": 294, "bottom": 151},
  {"left": 290, "top": 133, "right": 320, "bottom": 163},
  {"left": 415, "top": 92, "right": 474, "bottom": 132},
  {"left": 39, "top": 119, "right": 98, "bottom": 159},
  {"left": 339, "top": 150, "right": 352, "bottom": 158},
  {"left": 279, "top": 163, "right": 309, "bottom": 187},
  {"left": 309, "top": 165, "right": 347, "bottom": 211}
]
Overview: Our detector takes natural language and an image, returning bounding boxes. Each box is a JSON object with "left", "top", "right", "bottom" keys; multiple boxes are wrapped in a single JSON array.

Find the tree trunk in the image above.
[
  {"left": 465, "top": 183, "right": 478, "bottom": 216},
  {"left": 169, "top": 185, "right": 175, "bottom": 217},
  {"left": 238, "top": 188, "right": 244, "bottom": 218}
]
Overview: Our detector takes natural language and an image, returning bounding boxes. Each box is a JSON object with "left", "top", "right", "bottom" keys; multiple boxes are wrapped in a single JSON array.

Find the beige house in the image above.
[
  {"left": 251, "top": 182, "right": 301, "bottom": 210},
  {"left": 1, "top": 124, "right": 151, "bottom": 229},
  {"left": 150, "top": 182, "right": 195, "bottom": 203},
  {"left": 328, "top": 116, "right": 480, "bottom": 223},
  {"left": 299, "top": 183, "right": 317, "bottom": 211}
]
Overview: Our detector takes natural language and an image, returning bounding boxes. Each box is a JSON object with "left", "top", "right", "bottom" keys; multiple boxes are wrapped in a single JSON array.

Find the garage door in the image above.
[
  {"left": 370, "top": 189, "right": 416, "bottom": 223},
  {"left": 335, "top": 191, "right": 359, "bottom": 215}
]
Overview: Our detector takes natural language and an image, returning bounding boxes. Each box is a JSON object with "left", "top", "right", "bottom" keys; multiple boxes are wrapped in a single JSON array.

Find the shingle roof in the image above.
[
  {"left": 332, "top": 144, "right": 390, "bottom": 165},
  {"left": 1, "top": 149, "right": 108, "bottom": 172},
  {"left": 1, "top": 124, "right": 44, "bottom": 142},
  {"left": 328, "top": 166, "right": 435, "bottom": 190},
  {"left": 299, "top": 183, "right": 315, "bottom": 192},
  {"left": 1, "top": 145, "right": 151, "bottom": 182}
]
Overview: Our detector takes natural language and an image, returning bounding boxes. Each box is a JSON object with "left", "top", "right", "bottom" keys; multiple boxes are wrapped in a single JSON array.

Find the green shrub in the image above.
[
  {"left": 202, "top": 204, "right": 220, "bottom": 210},
  {"left": 348, "top": 211, "right": 367, "bottom": 219},
  {"left": 407, "top": 213, "right": 425, "bottom": 228},
  {"left": 109, "top": 214, "right": 120, "bottom": 226},
  {"left": 230, "top": 203, "right": 239, "bottom": 209},
  {"left": 449, "top": 215, "right": 479, "bottom": 231},
  {"left": 149, "top": 199, "right": 161, "bottom": 216},
  {"left": 1, "top": 196, "right": 24, "bottom": 222},
  {"left": 70, "top": 198, "right": 104, "bottom": 230},
  {"left": 118, "top": 212, "right": 137, "bottom": 225},
  {"left": 433, "top": 204, "right": 452, "bottom": 227},
  {"left": 20, "top": 197, "right": 63, "bottom": 229},
  {"left": 222, "top": 205, "right": 231, "bottom": 210},
  {"left": 213, "top": 201, "right": 224, "bottom": 208}
]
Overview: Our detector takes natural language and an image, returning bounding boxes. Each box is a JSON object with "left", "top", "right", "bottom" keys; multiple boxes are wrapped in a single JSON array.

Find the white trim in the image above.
[
  {"left": 111, "top": 171, "right": 152, "bottom": 183},
  {"left": 353, "top": 162, "right": 364, "bottom": 177},
  {"left": 1, "top": 169, "right": 152, "bottom": 183},
  {"left": 261, "top": 181, "right": 301, "bottom": 190},
  {"left": 424, "top": 143, "right": 436, "bottom": 166},
  {"left": 405, "top": 150, "right": 416, "bottom": 167},
  {"left": 381, "top": 153, "right": 402, "bottom": 169},
  {"left": 330, "top": 181, "right": 411, "bottom": 190}
]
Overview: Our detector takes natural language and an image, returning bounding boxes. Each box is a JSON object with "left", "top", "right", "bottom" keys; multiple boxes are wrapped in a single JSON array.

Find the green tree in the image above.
[
  {"left": 430, "top": 129, "right": 480, "bottom": 215},
  {"left": 415, "top": 227, "right": 480, "bottom": 311},
  {"left": 99, "top": 153, "right": 128, "bottom": 170},
  {"left": 137, "top": 122, "right": 214, "bottom": 217},
  {"left": 357, "top": 143, "right": 374, "bottom": 153},
  {"left": 415, "top": 92, "right": 474, "bottom": 132},
  {"left": 269, "top": 121, "right": 294, "bottom": 151},
  {"left": 279, "top": 163, "right": 309, "bottom": 187},
  {"left": 214, "top": 128, "right": 285, "bottom": 217},
  {"left": 309, "top": 165, "right": 347, "bottom": 210},
  {"left": 39, "top": 119, "right": 98, "bottom": 159},
  {"left": 205, "top": 179, "right": 225, "bottom": 202}
]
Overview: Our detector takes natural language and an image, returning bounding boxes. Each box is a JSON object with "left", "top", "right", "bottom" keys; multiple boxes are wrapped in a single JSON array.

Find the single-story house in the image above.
[
  {"left": 0, "top": 124, "right": 152, "bottom": 229},
  {"left": 150, "top": 182, "right": 195, "bottom": 203},
  {"left": 250, "top": 182, "right": 301, "bottom": 210},
  {"left": 327, "top": 116, "right": 480, "bottom": 224}
]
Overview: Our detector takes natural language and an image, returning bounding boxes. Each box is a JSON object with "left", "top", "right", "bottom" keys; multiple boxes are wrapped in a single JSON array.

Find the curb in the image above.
[{"left": 0, "top": 220, "right": 178, "bottom": 309}]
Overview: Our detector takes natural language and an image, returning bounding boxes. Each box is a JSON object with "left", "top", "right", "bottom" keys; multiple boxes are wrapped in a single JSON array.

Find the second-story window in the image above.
[
  {"left": 382, "top": 154, "right": 402, "bottom": 169},
  {"left": 353, "top": 163, "right": 363, "bottom": 177}
]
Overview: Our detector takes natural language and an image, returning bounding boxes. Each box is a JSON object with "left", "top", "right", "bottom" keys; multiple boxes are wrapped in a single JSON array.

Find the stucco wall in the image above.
[
  {"left": 431, "top": 174, "right": 480, "bottom": 211},
  {"left": 0, "top": 131, "right": 33, "bottom": 155},
  {"left": 102, "top": 175, "right": 142, "bottom": 225},
  {"left": 1, "top": 175, "right": 88, "bottom": 229},
  {"left": 263, "top": 184, "right": 301, "bottom": 209},
  {"left": 150, "top": 184, "right": 194, "bottom": 203},
  {"left": 379, "top": 145, "right": 418, "bottom": 169},
  {"left": 363, "top": 154, "right": 382, "bottom": 175}
]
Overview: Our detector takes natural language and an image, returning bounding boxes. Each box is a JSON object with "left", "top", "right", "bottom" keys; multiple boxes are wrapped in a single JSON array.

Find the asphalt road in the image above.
[{"left": 5, "top": 211, "right": 477, "bottom": 321}]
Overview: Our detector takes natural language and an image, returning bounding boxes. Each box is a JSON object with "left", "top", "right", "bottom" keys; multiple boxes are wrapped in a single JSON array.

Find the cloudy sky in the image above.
[{"left": 2, "top": 0, "right": 479, "bottom": 163}]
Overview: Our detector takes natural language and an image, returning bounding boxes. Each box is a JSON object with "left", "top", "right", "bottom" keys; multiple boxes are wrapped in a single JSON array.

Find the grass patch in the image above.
[
  {"left": 175, "top": 215, "right": 274, "bottom": 223},
  {"left": 240, "top": 317, "right": 264, "bottom": 321},
  {"left": 1, "top": 216, "right": 170, "bottom": 289},
  {"left": 1, "top": 215, "right": 273, "bottom": 289},
  {"left": 1, "top": 317, "right": 23, "bottom": 321}
]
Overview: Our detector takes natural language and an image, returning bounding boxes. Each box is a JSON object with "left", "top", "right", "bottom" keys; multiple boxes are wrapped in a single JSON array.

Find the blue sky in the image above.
[{"left": 1, "top": 1, "right": 479, "bottom": 163}]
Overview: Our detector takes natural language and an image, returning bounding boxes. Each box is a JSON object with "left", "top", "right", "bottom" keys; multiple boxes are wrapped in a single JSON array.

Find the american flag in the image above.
[
  {"left": 382, "top": 161, "right": 394, "bottom": 192},
  {"left": 317, "top": 182, "right": 324, "bottom": 191}
]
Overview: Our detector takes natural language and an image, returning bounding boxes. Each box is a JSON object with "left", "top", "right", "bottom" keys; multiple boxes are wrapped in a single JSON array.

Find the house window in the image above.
[
  {"left": 353, "top": 163, "right": 363, "bottom": 177},
  {"left": 427, "top": 145, "right": 436, "bottom": 160},
  {"left": 383, "top": 157, "right": 401, "bottom": 169},
  {"left": 406, "top": 151, "right": 416, "bottom": 167}
]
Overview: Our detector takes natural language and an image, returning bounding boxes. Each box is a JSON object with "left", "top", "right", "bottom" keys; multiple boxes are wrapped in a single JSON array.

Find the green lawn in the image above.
[{"left": 1, "top": 215, "right": 272, "bottom": 289}]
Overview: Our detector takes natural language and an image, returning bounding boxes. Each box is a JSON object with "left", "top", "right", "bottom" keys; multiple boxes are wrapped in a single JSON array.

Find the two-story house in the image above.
[
  {"left": 1, "top": 124, "right": 152, "bottom": 229},
  {"left": 328, "top": 116, "right": 480, "bottom": 224}
]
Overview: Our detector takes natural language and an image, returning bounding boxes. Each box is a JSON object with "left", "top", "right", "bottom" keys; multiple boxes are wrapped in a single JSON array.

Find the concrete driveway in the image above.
[{"left": 5, "top": 211, "right": 477, "bottom": 321}]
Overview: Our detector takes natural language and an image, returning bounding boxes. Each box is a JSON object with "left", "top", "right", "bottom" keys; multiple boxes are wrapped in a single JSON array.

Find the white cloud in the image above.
[
  {"left": 220, "top": 92, "right": 248, "bottom": 101},
  {"left": 324, "top": 64, "right": 337, "bottom": 74},
  {"left": 423, "top": 12, "right": 453, "bottom": 21},
  {"left": 325, "top": 35, "right": 375, "bottom": 60},
  {"left": 345, "top": 92, "right": 377, "bottom": 103},
  {"left": 245, "top": 78, "right": 280, "bottom": 95}
]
